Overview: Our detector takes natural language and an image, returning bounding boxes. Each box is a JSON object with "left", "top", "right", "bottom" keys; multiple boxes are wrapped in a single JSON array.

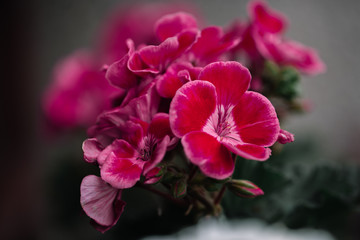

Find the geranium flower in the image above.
[
  {"left": 169, "top": 61, "right": 280, "bottom": 179},
  {"left": 100, "top": 113, "right": 172, "bottom": 189},
  {"left": 80, "top": 175, "right": 126, "bottom": 233},
  {"left": 43, "top": 51, "right": 120, "bottom": 129}
]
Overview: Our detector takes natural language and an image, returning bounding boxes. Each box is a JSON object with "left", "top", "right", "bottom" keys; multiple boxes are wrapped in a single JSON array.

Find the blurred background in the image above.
[{"left": 1, "top": 0, "right": 360, "bottom": 239}]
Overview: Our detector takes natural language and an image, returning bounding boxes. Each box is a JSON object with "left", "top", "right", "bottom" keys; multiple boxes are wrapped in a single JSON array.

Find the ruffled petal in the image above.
[
  {"left": 198, "top": 61, "right": 250, "bottom": 106},
  {"left": 97, "top": 139, "right": 138, "bottom": 166},
  {"left": 101, "top": 151, "right": 145, "bottom": 189},
  {"left": 82, "top": 138, "right": 103, "bottom": 163},
  {"left": 182, "top": 131, "right": 234, "bottom": 179},
  {"left": 106, "top": 54, "right": 138, "bottom": 89},
  {"left": 80, "top": 175, "right": 125, "bottom": 232},
  {"left": 232, "top": 91, "right": 279, "bottom": 146},
  {"left": 169, "top": 80, "right": 217, "bottom": 137},
  {"left": 148, "top": 113, "right": 173, "bottom": 140},
  {"left": 128, "top": 30, "right": 197, "bottom": 74},
  {"left": 248, "top": 0, "right": 287, "bottom": 34},
  {"left": 155, "top": 12, "right": 198, "bottom": 41},
  {"left": 156, "top": 62, "right": 193, "bottom": 98},
  {"left": 224, "top": 142, "right": 271, "bottom": 161},
  {"left": 190, "top": 26, "right": 241, "bottom": 64}
]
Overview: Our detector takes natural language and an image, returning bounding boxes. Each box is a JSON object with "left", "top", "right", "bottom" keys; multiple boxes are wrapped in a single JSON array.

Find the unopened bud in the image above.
[
  {"left": 226, "top": 179, "right": 264, "bottom": 198},
  {"left": 172, "top": 179, "right": 187, "bottom": 198},
  {"left": 277, "top": 129, "right": 295, "bottom": 144}
]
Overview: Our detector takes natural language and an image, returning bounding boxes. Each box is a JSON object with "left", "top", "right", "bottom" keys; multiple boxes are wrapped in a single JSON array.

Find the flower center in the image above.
[
  {"left": 138, "top": 134, "right": 158, "bottom": 161},
  {"left": 203, "top": 105, "right": 240, "bottom": 143}
]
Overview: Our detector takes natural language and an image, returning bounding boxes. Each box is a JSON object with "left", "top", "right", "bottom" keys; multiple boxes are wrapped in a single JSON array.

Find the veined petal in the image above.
[
  {"left": 224, "top": 142, "right": 271, "bottom": 161},
  {"left": 169, "top": 80, "right": 217, "bottom": 137},
  {"left": 198, "top": 61, "right": 251, "bottom": 106},
  {"left": 80, "top": 175, "right": 125, "bottom": 232},
  {"left": 233, "top": 91, "right": 279, "bottom": 146},
  {"left": 155, "top": 12, "right": 198, "bottom": 41},
  {"left": 143, "top": 136, "right": 170, "bottom": 175},
  {"left": 82, "top": 138, "right": 103, "bottom": 163},
  {"left": 101, "top": 151, "right": 145, "bottom": 189},
  {"left": 182, "top": 131, "right": 234, "bottom": 179},
  {"left": 98, "top": 139, "right": 138, "bottom": 166}
]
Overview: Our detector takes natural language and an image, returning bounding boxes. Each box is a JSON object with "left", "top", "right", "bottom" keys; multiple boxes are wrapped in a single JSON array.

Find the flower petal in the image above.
[
  {"left": 156, "top": 62, "right": 193, "bottom": 98},
  {"left": 224, "top": 142, "right": 271, "bottom": 161},
  {"left": 232, "top": 91, "right": 279, "bottom": 146},
  {"left": 170, "top": 80, "right": 217, "bottom": 137},
  {"left": 80, "top": 175, "right": 125, "bottom": 232},
  {"left": 82, "top": 138, "right": 103, "bottom": 163},
  {"left": 182, "top": 131, "right": 234, "bottom": 179},
  {"left": 97, "top": 139, "right": 138, "bottom": 166},
  {"left": 198, "top": 61, "right": 250, "bottom": 106},
  {"left": 106, "top": 54, "right": 138, "bottom": 89},
  {"left": 190, "top": 26, "right": 241, "bottom": 64},
  {"left": 143, "top": 135, "right": 170, "bottom": 175},
  {"left": 148, "top": 113, "right": 173, "bottom": 140},
  {"left": 277, "top": 129, "right": 295, "bottom": 144},
  {"left": 101, "top": 151, "right": 145, "bottom": 189},
  {"left": 248, "top": 0, "right": 287, "bottom": 34},
  {"left": 155, "top": 12, "right": 198, "bottom": 41}
]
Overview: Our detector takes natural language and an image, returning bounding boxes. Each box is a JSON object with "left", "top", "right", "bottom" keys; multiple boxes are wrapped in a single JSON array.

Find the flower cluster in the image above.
[{"left": 43, "top": 1, "right": 325, "bottom": 233}]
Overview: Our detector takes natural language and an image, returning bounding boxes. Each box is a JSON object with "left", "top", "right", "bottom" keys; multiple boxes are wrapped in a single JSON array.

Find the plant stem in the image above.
[
  {"left": 136, "top": 183, "right": 186, "bottom": 207},
  {"left": 214, "top": 184, "right": 226, "bottom": 205}
]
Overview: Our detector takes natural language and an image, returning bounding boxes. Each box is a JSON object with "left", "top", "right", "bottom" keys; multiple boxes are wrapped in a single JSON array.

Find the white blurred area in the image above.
[{"left": 142, "top": 218, "right": 335, "bottom": 240}]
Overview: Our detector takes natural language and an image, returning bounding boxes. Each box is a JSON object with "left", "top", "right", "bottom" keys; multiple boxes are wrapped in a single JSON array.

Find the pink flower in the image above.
[
  {"left": 43, "top": 51, "right": 120, "bottom": 129},
  {"left": 156, "top": 61, "right": 202, "bottom": 98},
  {"left": 84, "top": 84, "right": 161, "bottom": 164},
  {"left": 97, "top": 3, "right": 202, "bottom": 64},
  {"left": 100, "top": 113, "right": 172, "bottom": 189},
  {"left": 253, "top": 32, "right": 326, "bottom": 75},
  {"left": 169, "top": 61, "right": 280, "bottom": 179},
  {"left": 248, "top": 0, "right": 288, "bottom": 34},
  {"left": 80, "top": 175, "right": 125, "bottom": 233}
]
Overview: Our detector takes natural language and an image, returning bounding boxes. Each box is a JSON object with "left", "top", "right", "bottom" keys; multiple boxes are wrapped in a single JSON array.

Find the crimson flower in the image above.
[{"left": 169, "top": 61, "right": 280, "bottom": 179}]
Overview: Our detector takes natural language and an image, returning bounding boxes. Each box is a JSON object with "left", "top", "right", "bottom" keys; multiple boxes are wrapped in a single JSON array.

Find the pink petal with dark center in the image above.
[
  {"left": 248, "top": 0, "right": 287, "bottom": 34},
  {"left": 155, "top": 12, "right": 198, "bottom": 41},
  {"left": 101, "top": 151, "right": 145, "bottom": 189},
  {"left": 169, "top": 80, "right": 217, "bottom": 137},
  {"left": 224, "top": 142, "right": 271, "bottom": 161},
  {"left": 232, "top": 91, "right": 279, "bottom": 146},
  {"left": 80, "top": 175, "right": 125, "bottom": 232},
  {"left": 143, "top": 135, "right": 170, "bottom": 175},
  {"left": 198, "top": 61, "right": 251, "bottom": 106},
  {"left": 82, "top": 138, "right": 103, "bottom": 163},
  {"left": 182, "top": 131, "right": 234, "bottom": 179}
]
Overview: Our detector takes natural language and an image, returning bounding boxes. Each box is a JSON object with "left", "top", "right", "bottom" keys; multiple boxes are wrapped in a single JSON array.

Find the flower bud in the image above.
[
  {"left": 172, "top": 179, "right": 187, "bottom": 198},
  {"left": 226, "top": 179, "right": 264, "bottom": 198},
  {"left": 277, "top": 129, "right": 295, "bottom": 144}
]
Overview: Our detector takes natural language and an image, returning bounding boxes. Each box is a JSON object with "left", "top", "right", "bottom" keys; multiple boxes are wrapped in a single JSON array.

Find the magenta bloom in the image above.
[
  {"left": 169, "top": 61, "right": 280, "bottom": 179},
  {"left": 80, "top": 175, "right": 125, "bottom": 233},
  {"left": 43, "top": 51, "right": 120, "bottom": 129},
  {"left": 100, "top": 113, "right": 172, "bottom": 189}
]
